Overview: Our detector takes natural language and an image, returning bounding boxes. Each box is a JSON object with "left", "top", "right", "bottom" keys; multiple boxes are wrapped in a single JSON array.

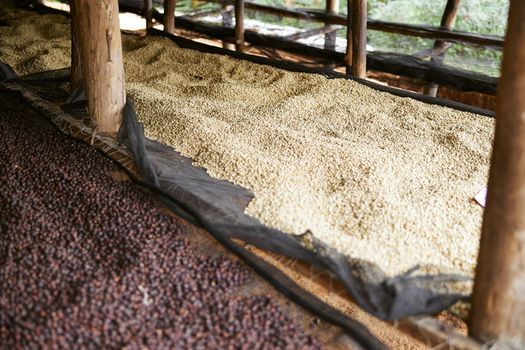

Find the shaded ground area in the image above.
[{"left": 0, "top": 101, "right": 320, "bottom": 349}]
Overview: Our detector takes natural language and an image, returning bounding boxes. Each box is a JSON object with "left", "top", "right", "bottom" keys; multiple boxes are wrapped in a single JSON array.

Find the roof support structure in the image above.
[
  {"left": 470, "top": 0, "right": 525, "bottom": 346},
  {"left": 423, "top": 0, "right": 461, "bottom": 97},
  {"left": 70, "top": 0, "right": 125, "bottom": 135},
  {"left": 345, "top": 0, "right": 367, "bottom": 78},
  {"left": 164, "top": 0, "right": 176, "bottom": 34}
]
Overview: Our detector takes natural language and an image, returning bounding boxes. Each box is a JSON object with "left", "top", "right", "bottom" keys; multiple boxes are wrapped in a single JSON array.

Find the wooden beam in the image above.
[
  {"left": 234, "top": 0, "right": 245, "bottom": 51},
  {"left": 424, "top": 0, "right": 461, "bottom": 97},
  {"left": 164, "top": 0, "right": 176, "bottom": 34},
  {"left": 469, "top": 0, "right": 525, "bottom": 346},
  {"left": 144, "top": 0, "right": 153, "bottom": 30},
  {"left": 69, "top": 0, "right": 82, "bottom": 92},
  {"left": 351, "top": 0, "right": 367, "bottom": 78},
  {"left": 73, "top": 0, "right": 125, "bottom": 134}
]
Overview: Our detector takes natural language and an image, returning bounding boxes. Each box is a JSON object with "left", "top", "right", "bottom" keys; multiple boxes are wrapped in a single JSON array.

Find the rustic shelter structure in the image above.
[{"left": 1, "top": 0, "right": 524, "bottom": 348}]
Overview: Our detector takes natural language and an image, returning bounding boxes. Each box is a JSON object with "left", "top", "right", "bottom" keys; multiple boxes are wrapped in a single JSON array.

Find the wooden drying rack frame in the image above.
[
  {"left": 22, "top": 0, "right": 525, "bottom": 347},
  {"left": 145, "top": 0, "right": 500, "bottom": 96}
]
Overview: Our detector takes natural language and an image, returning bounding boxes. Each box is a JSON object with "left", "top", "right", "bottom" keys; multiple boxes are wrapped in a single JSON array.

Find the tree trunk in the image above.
[
  {"left": 469, "top": 0, "right": 525, "bottom": 347},
  {"left": 164, "top": 0, "right": 176, "bottom": 34},
  {"left": 73, "top": 0, "right": 126, "bottom": 135}
]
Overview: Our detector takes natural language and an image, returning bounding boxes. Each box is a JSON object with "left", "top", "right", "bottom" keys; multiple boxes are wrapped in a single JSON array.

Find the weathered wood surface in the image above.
[
  {"left": 163, "top": 0, "right": 176, "bottom": 33},
  {"left": 469, "top": 0, "right": 525, "bottom": 347},
  {"left": 72, "top": 0, "right": 125, "bottom": 134},
  {"left": 234, "top": 0, "right": 245, "bottom": 51},
  {"left": 350, "top": 0, "right": 367, "bottom": 78}
]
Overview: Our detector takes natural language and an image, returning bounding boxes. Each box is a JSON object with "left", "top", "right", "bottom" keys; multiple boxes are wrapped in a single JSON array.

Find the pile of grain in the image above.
[{"left": 0, "top": 7, "right": 495, "bottom": 278}]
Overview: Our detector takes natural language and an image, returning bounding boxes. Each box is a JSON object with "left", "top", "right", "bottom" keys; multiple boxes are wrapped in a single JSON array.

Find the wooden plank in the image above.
[
  {"left": 284, "top": 26, "right": 340, "bottom": 41},
  {"left": 72, "top": 0, "right": 125, "bottom": 134},
  {"left": 351, "top": 0, "right": 366, "bottom": 78},
  {"left": 163, "top": 0, "right": 176, "bottom": 34},
  {"left": 469, "top": 0, "right": 525, "bottom": 347}
]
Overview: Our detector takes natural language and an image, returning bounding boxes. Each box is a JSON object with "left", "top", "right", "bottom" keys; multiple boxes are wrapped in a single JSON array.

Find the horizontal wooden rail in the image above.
[
  {"left": 171, "top": 15, "right": 498, "bottom": 95},
  {"left": 208, "top": 0, "right": 503, "bottom": 49}
]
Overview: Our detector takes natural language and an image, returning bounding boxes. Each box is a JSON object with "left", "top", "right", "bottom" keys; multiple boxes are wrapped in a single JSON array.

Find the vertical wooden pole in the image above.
[
  {"left": 423, "top": 0, "right": 460, "bottom": 97},
  {"left": 222, "top": 4, "right": 235, "bottom": 50},
  {"left": 324, "top": 0, "right": 339, "bottom": 50},
  {"left": 163, "top": 0, "right": 176, "bottom": 34},
  {"left": 144, "top": 0, "right": 153, "bottom": 30},
  {"left": 70, "top": 0, "right": 83, "bottom": 92},
  {"left": 469, "top": 0, "right": 525, "bottom": 346},
  {"left": 235, "top": 0, "right": 245, "bottom": 52},
  {"left": 73, "top": 0, "right": 126, "bottom": 134},
  {"left": 351, "top": 0, "right": 367, "bottom": 78},
  {"left": 344, "top": 0, "right": 352, "bottom": 74}
]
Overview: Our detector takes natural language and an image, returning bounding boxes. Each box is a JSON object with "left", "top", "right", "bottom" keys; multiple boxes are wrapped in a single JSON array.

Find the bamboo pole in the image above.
[
  {"left": 423, "top": 0, "right": 461, "bottom": 97},
  {"left": 164, "top": 0, "right": 176, "bottom": 34},
  {"left": 351, "top": 0, "right": 367, "bottom": 78},
  {"left": 144, "top": 0, "right": 153, "bottom": 30},
  {"left": 469, "top": 0, "right": 525, "bottom": 346},
  {"left": 72, "top": 0, "right": 126, "bottom": 134},
  {"left": 69, "top": 0, "right": 82, "bottom": 92},
  {"left": 324, "top": 0, "right": 339, "bottom": 50},
  {"left": 235, "top": 0, "right": 245, "bottom": 52}
]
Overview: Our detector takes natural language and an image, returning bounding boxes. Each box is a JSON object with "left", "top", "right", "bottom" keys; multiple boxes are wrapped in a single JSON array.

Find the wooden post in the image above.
[
  {"left": 235, "top": 0, "right": 245, "bottom": 52},
  {"left": 70, "top": 0, "right": 83, "bottom": 92},
  {"left": 423, "top": 0, "right": 460, "bottom": 97},
  {"left": 144, "top": 0, "right": 153, "bottom": 30},
  {"left": 324, "top": 0, "right": 339, "bottom": 50},
  {"left": 469, "top": 0, "right": 525, "bottom": 346},
  {"left": 351, "top": 0, "right": 367, "bottom": 78},
  {"left": 163, "top": 0, "right": 176, "bottom": 34},
  {"left": 72, "top": 0, "right": 126, "bottom": 134},
  {"left": 344, "top": 0, "right": 352, "bottom": 74},
  {"left": 221, "top": 4, "right": 235, "bottom": 50}
]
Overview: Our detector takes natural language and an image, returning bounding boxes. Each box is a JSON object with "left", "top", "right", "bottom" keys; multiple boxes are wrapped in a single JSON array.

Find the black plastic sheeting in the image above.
[{"left": 1, "top": 58, "right": 472, "bottom": 349}]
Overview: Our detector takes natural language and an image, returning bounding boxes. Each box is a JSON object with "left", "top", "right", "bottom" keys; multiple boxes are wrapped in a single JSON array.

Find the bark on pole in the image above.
[
  {"left": 144, "top": 0, "right": 153, "bottom": 30},
  {"left": 70, "top": 0, "right": 83, "bottom": 92},
  {"left": 351, "top": 0, "right": 366, "bottom": 78},
  {"left": 344, "top": 0, "right": 352, "bottom": 74},
  {"left": 469, "top": 0, "right": 525, "bottom": 346},
  {"left": 164, "top": 0, "right": 176, "bottom": 34},
  {"left": 423, "top": 0, "right": 461, "bottom": 97},
  {"left": 235, "top": 0, "right": 245, "bottom": 52},
  {"left": 74, "top": 0, "right": 126, "bottom": 135}
]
